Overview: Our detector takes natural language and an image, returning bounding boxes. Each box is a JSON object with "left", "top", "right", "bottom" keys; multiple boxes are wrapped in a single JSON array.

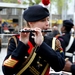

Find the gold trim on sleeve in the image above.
[{"left": 3, "top": 56, "right": 18, "bottom": 68}]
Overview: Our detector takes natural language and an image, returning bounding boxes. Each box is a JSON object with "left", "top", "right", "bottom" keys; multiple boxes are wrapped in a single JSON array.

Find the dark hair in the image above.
[
  {"left": 65, "top": 27, "right": 72, "bottom": 32},
  {"left": 63, "top": 20, "right": 74, "bottom": 32}
]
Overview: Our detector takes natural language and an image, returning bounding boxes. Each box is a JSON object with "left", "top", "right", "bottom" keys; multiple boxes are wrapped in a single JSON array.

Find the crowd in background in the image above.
[{"left": 0, "top": 21, "right": 19, "bottom": 34}]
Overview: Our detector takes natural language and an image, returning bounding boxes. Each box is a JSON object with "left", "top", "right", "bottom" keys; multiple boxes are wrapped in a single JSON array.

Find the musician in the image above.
[
  {"left": 2, "top": 5, "right": 65, "bottom": 75},
  {"left": 58, "top": 20, "right": 75, "bottom": 63},
  {"left": 57, "top": 20, "right": 75, "bottom": 75}
]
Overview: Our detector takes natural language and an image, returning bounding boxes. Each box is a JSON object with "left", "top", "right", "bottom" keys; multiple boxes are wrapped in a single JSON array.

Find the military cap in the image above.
[
  {"left": 63, "top": 20, "right": 74, "bottom": 28},
  {"left": 23, "top": 5, "right": 50, "bottom": 22}
]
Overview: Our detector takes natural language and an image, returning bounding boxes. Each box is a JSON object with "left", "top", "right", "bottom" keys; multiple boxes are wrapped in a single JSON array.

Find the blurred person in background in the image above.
[
  {"left": 2, "top": 22, "right": 10, "bottom": 34},
  {"left": 57, "top": 20, "right": 75, "bottom": 75},
  {"left": 46, "top": 25, "right": 60, "bottom": 39},
  {"left": 52, "top": 26, "right": 60, "bottom": 37},
  {"left": 58, "top": 20, "right": 75, "bottom": 62}
]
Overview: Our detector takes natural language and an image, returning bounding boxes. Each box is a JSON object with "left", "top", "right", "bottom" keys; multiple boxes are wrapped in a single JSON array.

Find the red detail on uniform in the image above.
[
  {"left": 27, "top": 41, "right": 50, "bottom": 75},
  {"left": 42, "top": 0, "right": 50, "bottom": 5},
  {"left": 14, "top": 34, "right": 33, "bottom": 54},
  {"left": 14, "top": 34, "right": 50, "bottom": 75},
  {"left": 28, "top": 41, "right": 34, "bottom": 54},
  {"left": 45, "top": 67, "right": 50, "bottom": 75},
  {"left": 55, "top": 34, "right": 60, "bottom": 39}
]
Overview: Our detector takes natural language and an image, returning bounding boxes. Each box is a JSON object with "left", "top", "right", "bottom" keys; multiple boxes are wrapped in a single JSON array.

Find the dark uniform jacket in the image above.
[
  {"left": 58, "top": 32, "right": 75, "bottom": 75},
  {"left": 58, "top": 32, "right": 75, "bottom": 60},
  {"left": 2, "top": 33, "right": 65, "bottom": 75},
  {"left": 71, "top": 64, "right": 75, "bottom": 75}
]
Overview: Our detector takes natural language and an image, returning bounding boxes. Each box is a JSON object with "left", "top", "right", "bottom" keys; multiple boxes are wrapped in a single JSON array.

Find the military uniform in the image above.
[
  {"left": 2, "top": 33, "right": 65, "bottom": 75},
  {"left": 58, "top": 32, "right": 75, "bottom": 62},
  {"left": 2, "top": 5, "right": 65, "bottom": 75},
  {"left": 58, "top": 20, "right": 75, "bottom": 63}
]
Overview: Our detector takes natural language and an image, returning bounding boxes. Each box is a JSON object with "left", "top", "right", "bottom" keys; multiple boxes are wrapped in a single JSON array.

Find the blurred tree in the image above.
[
  {"left": 51, "top": 0, "right": 72, "bottom": 15},
  {"left": 3, "top": 0, "right": 17, "bottom": 3},
  {"left": 2, "top": 0, "right": 72, "bottom": 15}
]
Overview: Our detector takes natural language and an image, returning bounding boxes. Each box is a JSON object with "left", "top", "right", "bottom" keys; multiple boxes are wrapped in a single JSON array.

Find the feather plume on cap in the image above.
[{"left": 42, "top": 0, "right": 50, "bottom": 5}]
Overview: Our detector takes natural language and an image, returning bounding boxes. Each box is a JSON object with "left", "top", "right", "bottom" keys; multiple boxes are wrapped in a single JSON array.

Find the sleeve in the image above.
[
  {"left": 56, "top": 49, "right": 65, "bottom": 58},
  {"left": 55, "top": 38, "right": 65, "bottom": 58},
  {"left": 57, "top": 37, "right": 66, "bottom": 53},
  {"left": 44, "top": 36, "right": 65, "bottom": 58},
  {"left": 2, "top": 37, "right": 29, "bottom": 75},
  {"left": 37, "top": 42, "right": 65, "bottom": 72},
  {"left": 71, "top": 64, "right": 75, "bottom": 75}
]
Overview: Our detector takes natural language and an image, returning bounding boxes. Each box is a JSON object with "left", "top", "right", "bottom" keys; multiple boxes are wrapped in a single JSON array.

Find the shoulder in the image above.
[
  {"left": 9, "top": 34, "right": 20, "bottom": 43},
  {"left": 56, "top": 35, "right": 64, "bottom": 42},
  {"left": 44, "top": 36, "right": 53, "bottom": 46}
]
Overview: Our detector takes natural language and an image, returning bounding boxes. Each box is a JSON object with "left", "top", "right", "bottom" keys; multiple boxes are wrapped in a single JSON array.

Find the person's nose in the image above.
[{"left": 46, "top": 20, "right": 49, "bottom": 26}]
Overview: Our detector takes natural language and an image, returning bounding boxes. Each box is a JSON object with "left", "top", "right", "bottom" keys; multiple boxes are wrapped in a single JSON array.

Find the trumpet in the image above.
[{"left": 19, "top": 29, "right": 51, "bottom": 33}]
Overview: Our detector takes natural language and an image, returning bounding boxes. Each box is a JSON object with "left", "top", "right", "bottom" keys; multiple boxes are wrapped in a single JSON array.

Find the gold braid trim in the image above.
[
  {"left": 16, "top": 52, "right": 36, "bottom": 75},
  {"left": 41, "top": 63, "right": 49, "bottom": 75},
  {"left": 3, "top": 56, "right": 18, "bottom": 68}
]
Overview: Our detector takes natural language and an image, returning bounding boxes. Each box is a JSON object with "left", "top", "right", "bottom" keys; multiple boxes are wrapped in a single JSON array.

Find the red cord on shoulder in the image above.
[
  {"left": 28, "top": 41, "right": 34, "bottom": 54},
  {"left": 14, "top": 34, "right": 33, "bottom": 54}
]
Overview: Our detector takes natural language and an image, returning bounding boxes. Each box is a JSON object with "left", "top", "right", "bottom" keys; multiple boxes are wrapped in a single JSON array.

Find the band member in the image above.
[
  {"left": 58, "top": 20, "right": 75, "bottom": 63},
  {"left": 2, "top": 5, "right": 65, "bottom": 75},
  {"left": 58, "top": 20, "right": 75, "bottom": 75}
]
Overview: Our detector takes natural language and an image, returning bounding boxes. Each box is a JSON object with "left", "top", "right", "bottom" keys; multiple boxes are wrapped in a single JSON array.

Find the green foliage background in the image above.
[{"left": 2, "top": 0, "right": 72, "bottom": 14}]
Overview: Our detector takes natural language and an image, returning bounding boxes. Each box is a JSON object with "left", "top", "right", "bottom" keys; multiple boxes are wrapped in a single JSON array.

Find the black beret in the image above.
[
  {"left": 23, "top": 5, "right": 50, "bottom": 22},
  {"left": 63, "top": 20, "right": 74, "bottom": 28}
]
